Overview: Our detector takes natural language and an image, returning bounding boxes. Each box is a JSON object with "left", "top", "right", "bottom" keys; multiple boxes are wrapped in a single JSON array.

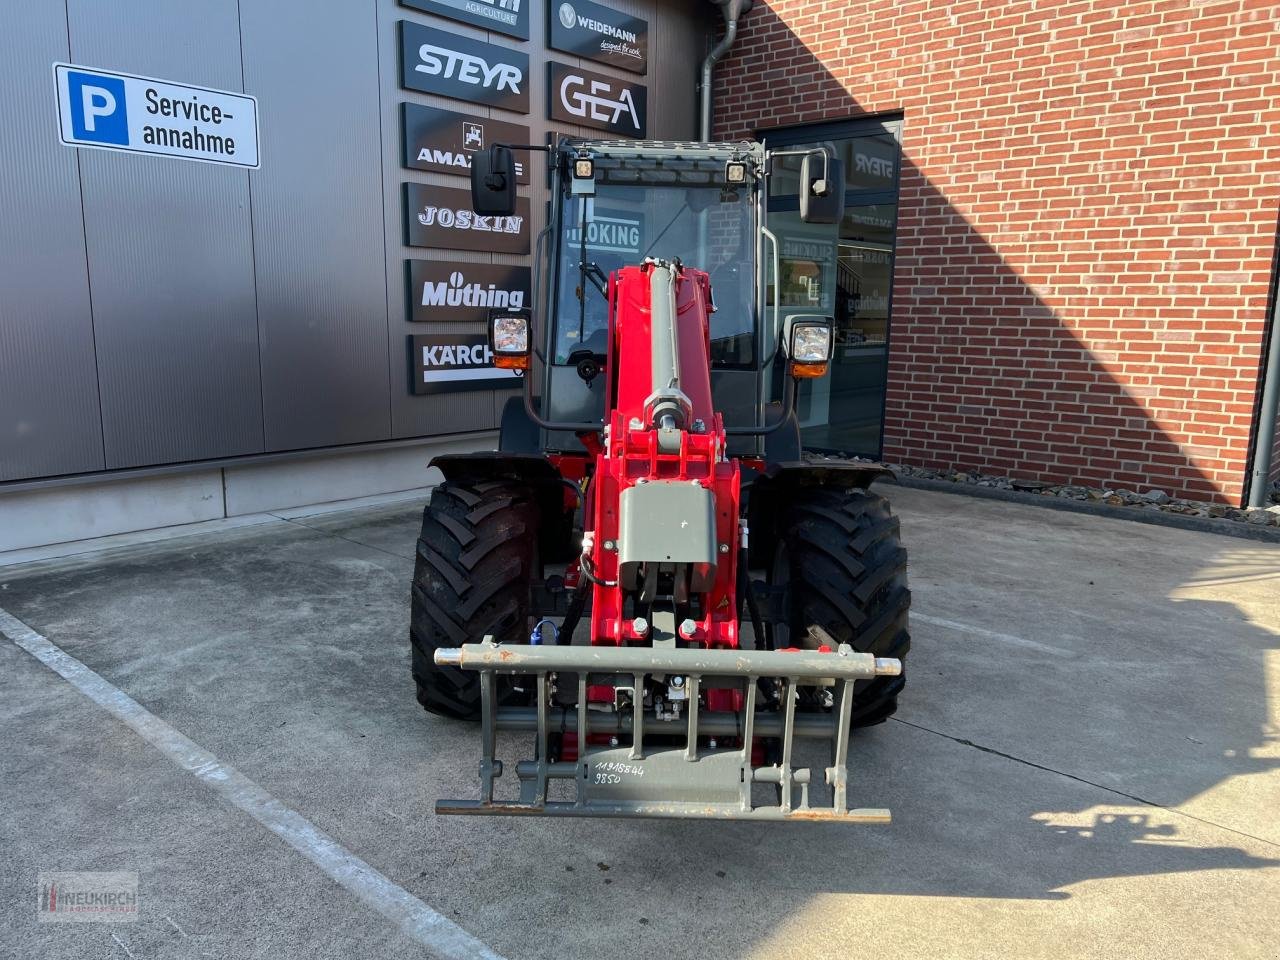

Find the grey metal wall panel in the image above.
[
  {"left": 241, "top": 0, "right": 392, "bottom": 451},
  {"left": 637, "top": 0, "right": 702, "bottom": 140},
  {"left": 1, "top": 0, "right": 709, "bottom": 484},
  {"left": 0, "top": 3, "right": 104, "bottom": 482},
  {"left": 382, "top": 0, "right": 709, "bottom": 441},
  {"left": 68, "top": 0, "right": 264, "bottom": 469}
]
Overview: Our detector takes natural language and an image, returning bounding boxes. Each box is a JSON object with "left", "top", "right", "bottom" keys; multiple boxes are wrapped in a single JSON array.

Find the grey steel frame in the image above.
[{"left": 434, "top": 638, "right": 902, "bottom": 823}]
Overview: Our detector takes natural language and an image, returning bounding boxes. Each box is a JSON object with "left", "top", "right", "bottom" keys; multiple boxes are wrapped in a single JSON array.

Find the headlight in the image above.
[
  {"left": 790, "top": 322, "right": 833, "bottom": 364},
  {"left": 491, "top": 312, "right": 530, "bottom": 369},
  {"left": 493, "top": 315, "right": 528, "bottom": 354}
]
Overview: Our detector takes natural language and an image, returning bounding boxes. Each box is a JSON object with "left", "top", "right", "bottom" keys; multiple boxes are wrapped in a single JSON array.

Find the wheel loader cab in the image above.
[
  {"left": 546, "top": 143, "right": 761, "bottom": 434},
  {"left": 470, "top": 139, "right": 846, "bottom": 455}
]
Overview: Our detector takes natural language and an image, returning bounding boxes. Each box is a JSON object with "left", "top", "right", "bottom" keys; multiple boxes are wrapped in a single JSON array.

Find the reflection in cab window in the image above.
[{"left": 766, "top": 122, "right": 901, "bottom": 457}]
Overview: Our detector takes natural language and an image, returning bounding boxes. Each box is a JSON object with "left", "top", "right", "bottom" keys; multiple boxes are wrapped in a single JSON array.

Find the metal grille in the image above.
[{"left": 435, "top": 639, "right": 901, "bottom": 823}]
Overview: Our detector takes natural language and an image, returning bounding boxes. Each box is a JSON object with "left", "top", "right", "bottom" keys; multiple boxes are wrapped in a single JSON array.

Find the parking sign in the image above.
[
  {"left": 65, "top": 70, "right": 129, "bottom": 145},
  {"left": 54, "top": 63, "right": 260, "bottom": 168}
]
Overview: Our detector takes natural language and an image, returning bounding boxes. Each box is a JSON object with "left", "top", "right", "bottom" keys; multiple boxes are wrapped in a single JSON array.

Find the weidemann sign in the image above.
[
  {"left": 54, "top": 64, "right": 259, "bottom": 167},
  {"left": 409, "top": 333, "right": 522, "bottom": 395},
  {"left": 404, "top": 183, "right": 530, "bottom": 255},
  {"left": 406, "top": 262, "right": 531, "bottom": 323},
  {"left": 548, "top": 62, "right": 646, "bottom": 138},
  {"left": 399, "top": 21, "right": 529, "bottom": 113},
  {"left": 549, "top": 1, "right": 647, "bottom": 75},
  {"left": 401, "top": 103, "right": 529, "bottom": 183},
  {"left": 399, "top": 0, "right": 529, "bottom": 40}
]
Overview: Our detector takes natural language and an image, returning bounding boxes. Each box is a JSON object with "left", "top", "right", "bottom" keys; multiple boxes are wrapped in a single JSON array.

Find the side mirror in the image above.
[
  {"left": 471, "top": 145, "right": 517, "bottom": 217},
  {"left": 799, "top": 154, "right": 845, "bottom": 224},
  {"left": 784, "top": 315, "right": 833, "bottom": 379},
  {"left": 489, "top": 309, "right": 531, "bottom": 370}
]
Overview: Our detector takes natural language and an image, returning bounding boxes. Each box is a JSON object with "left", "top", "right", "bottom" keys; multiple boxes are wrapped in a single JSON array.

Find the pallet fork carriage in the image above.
[
  {"left": 409, "top": 136, "right": 912, "bottom": 824},
  {"left": 435, "top": 639, "right": 902, "bottom": 822}
]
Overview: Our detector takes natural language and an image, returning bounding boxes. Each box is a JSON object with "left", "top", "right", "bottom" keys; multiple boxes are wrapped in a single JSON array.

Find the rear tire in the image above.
[
  {"left": 410, "top": 480, "right": 538, "bottom": 719},
  {"left": 771, "top": 487, "right": 910, "bottom": 727}
]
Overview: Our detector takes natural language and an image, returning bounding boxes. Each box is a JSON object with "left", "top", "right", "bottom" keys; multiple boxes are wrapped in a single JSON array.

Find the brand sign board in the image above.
[
  {"left": 549, "top": 1, "right": 647, "bottom": 74},
  {"left": 409, "top": 333, "right": 522, "bottom": 395},
  {"left": 399, "top": 0, "right": 529, "bottom": 40},
  {"left": 406, "top": 261, "right": 531, "bottom": 323},
  {"left": 548, "top": 63, "right": 646, "bottom": 138},
  {"left": 399, "top": 21, "right": 529, "bottom": 113},
  {"left": 401, "top": 103, "right": 530, "bottom": 183},
  {"left": 54, "top": 63, "right": 258, "bottom": 167},
  {"left": 404, "top": 183, "right": 530, "bottom": 254}
]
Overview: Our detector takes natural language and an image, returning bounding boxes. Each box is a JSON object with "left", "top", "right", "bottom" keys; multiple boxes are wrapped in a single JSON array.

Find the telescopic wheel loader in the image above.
[{"left": 410, "top": 138, "right": 910, "bottom": 822}]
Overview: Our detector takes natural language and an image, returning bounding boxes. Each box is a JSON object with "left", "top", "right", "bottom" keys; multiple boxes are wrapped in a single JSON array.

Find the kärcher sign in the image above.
[{"left": 410, "top": 333, "right": 522, "bottom": 395}]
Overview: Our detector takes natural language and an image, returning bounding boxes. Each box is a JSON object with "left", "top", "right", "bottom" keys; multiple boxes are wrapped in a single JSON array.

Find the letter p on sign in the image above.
[{"left": 66, "top": 70, "right": 128, "bottom": 145}]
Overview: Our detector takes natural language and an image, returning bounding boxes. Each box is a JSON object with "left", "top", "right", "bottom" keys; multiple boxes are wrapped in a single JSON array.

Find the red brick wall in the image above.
[{"left": 715, "top": 0, "right": 1280, "bottom": 503}]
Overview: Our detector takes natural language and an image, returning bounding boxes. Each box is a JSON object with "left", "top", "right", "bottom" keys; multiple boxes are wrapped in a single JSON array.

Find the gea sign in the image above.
[
  {"left": 401, "top": 103, "right": 529, "bottom": 183},
  {"left": 404, "top": 183, "right": 530, "bottom": 254},
  {"left": 406, "top": 262, "right": 531, "bottom": 323},
  {"left": 54, "top": 63, "right": 259, "bottom": 167},
  {"left": 549, "top": 1, "right": 647, "bottom": 74},
  {"left": 409, "top": 334, "right": 521, "bottom": 395},
  {"left": 399, "top": 0, "right": 529, "bottom": 40},
  {"left": 548, "top": 63, "right": 646, "bottom": 138},
  {"left": 399, "top": 21, "right": 529, "bottom": 113}
]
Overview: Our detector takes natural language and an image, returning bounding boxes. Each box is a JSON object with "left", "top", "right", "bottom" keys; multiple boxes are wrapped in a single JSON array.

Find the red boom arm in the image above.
[{"left": 586, "top": 262, "right": 742, "bottom": 662}]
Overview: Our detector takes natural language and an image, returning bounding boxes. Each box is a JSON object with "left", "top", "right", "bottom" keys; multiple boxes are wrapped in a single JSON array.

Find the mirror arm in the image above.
[
  {"left": 767, "top": 144, "right": 836, "bottom": 193},
  {"left": 491, "top": 142, "right": 553, "bottom": 156}
]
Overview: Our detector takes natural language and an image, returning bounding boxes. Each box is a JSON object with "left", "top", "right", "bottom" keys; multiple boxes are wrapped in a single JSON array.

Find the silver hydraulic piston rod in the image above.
[{"left": 641, "top": 259, "right": 692, "bottom": 453}]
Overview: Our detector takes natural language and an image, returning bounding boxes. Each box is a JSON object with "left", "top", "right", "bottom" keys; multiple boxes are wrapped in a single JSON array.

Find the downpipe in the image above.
[
  {"left": 699, "top": 0, "right": 753, "bottom": 142},
  {"left": 1246, "top": 240, "right": 1280, "bottom": 508}
]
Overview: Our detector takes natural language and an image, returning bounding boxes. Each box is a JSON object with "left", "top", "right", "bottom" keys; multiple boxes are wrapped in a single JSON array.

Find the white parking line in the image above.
[
  {"left": 911, "top": 611, "right": 1075, "bottom": 658},
  {"left": 0, "top": 606, "right": 506, "bottom": 960}
]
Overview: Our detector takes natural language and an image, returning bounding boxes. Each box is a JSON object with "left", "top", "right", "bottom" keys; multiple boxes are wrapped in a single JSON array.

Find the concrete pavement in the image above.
[{"left": 1, "top": 486, "right": 1277, "bottom": 959}]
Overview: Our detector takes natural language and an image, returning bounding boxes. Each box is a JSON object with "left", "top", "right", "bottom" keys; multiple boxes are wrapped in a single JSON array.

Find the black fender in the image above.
[
  {"left": 429, "top": 452, "right": 577, "bottom": 561},
  {"left": 745, "top": 460, "right": 897, "bottom": 568}
]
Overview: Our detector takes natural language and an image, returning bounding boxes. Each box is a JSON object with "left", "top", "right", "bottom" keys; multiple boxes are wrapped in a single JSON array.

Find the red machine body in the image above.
[
  {"left": 587, "top": 262, "right": 740, "bottom": 650},
  {"left": 556, "top": 263, "right": 741, "bottom": 725}
]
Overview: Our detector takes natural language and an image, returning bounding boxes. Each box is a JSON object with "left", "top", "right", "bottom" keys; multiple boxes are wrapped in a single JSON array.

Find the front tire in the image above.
[
  {"left": 770, "top": 487, "right": 911, "bottom": 727},
  {"left": 410, "top": 480, "right": 538, "bottom": 719}
]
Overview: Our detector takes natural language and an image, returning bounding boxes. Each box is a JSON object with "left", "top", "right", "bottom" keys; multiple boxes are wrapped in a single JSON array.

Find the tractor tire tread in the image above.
[
  {"left": 410, "top": 480, "right": 538, "bottom": 720},
  {"left": 778, "top": 487, "right": 911, "bottom": 728}
]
